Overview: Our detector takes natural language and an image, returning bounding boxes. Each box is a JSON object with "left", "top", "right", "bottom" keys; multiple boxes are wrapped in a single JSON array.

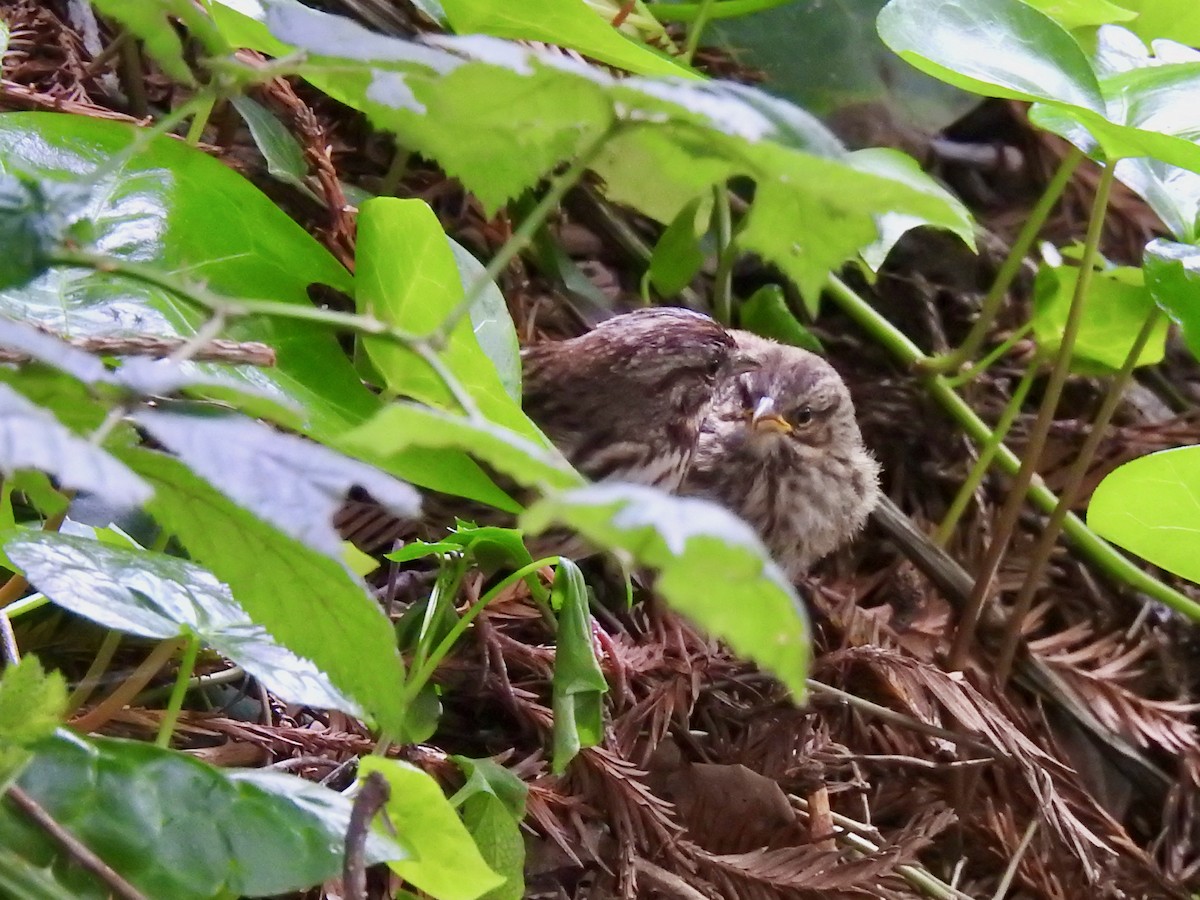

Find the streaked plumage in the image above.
[{"left": 680, "top": 331, "right": 881, "bottom": 578}]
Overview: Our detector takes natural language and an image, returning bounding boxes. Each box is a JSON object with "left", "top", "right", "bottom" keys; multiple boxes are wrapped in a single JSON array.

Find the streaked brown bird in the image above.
[
  {"left": 680, "top": 331, "right": 881, "bottom": 579},
  {"left": 338, "top": 307, "right": 741, "bottom": 550}
]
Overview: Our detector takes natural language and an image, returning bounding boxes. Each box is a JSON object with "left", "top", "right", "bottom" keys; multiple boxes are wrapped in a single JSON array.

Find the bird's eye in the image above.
[
  {"left": 792, "top": 406, "right": 814, "bottom": 426},
  {"left": 702, "top": 355, "right": 723, "bottom": 379}
]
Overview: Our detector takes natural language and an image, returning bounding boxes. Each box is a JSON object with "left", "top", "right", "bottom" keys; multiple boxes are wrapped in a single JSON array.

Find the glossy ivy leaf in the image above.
[
  {"left": 878, "top": 0, "right": 1104, "bottom": 110},
  {"left": 213, "top": 0, "right": 973, "bottom": 300},
  {"left": 0, "top": 117, "right": 504, "bottom": 513},
  {"left": 738, "top": 285, "right": 822, "bottom": 353},
  {"left": 523, "top": 483, "right": 810, "bottom": 699},
  {"left": 1144, "top": 238, "right": 1200, "bottom": 360},
  {"left": 118, "top": 447, "right": 409, "bottom": 735},
  {"left": 229, "top": 95, "right": 313, "bottom": 196},
  {"left": 133, "top": 407, "right": 420, "bottom": 562},
  {"left": 2, "top": 730, "right": 405, "bottom": 899},
  {"left": 1031, "top": 261, "right": 1167, "bottom": 373},
  {"left": 550, "top": 558, "right": 606, "bottom": 773},
  {"left": 1116, "top": 156, "right": 1200, "bottom": 243},
  {"left": 5, "top": 532, "right": 359, "bottom": 714},
  {"left": 0, "top": 383, "right": 150, "bottom": 508},
  {"left": 359, "top": 756, "right": 504, "bottom": 900},
  {"left": 1088, "top": 446, "right": 1200, "bottom": 584},
  {"left": 0, "top": 113, "right": 371, "bottom": 432},
  {"left": 879, "top": 0, "right": 1200, "bottom": 174},
  {"left": 647, "top": 196, "right": 708, "bottom": 298},
  {"left": 439, "top": 0, "right": 695, "bottom": 78},
  {"left": 342, "top": 402, "right": 582, "bottom": 503},
  {"left": 0, "top": 657, "right": 66, "bottom": 787},
  {"left": 355, "top": 198, "right": 538, "bottom": 438}
]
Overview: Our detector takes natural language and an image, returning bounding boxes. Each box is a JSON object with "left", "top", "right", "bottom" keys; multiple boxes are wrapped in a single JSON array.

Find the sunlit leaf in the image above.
[
  {"left": 0, "top": 657, "right": 65, "bottom": 785},
  {"left": 523, "top": 483, "right": 810, "bottom": 699},
  {"left": 1031, "top": 262, "right": 1167, "bottom": 372},
  {"left": 89, "top": 0, "right": 226, "bottom": 84},
  {"left": 355, "top": 198, "right": 540, "bottom": 437},
  {"left": 1088, "top": 446, "right": 1200, "bottom": 584},
  {"left": 359, "top": 756, "right": 504, "bottom": 900},
  {"left": 6, "top": 532, "right": 359, "bottom": 714}
]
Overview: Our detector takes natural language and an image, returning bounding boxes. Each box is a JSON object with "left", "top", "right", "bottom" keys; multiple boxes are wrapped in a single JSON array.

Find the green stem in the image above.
[
  {"left": 711, "top": 186, "right": 735, "bottom": 324},
  {"left": 823, "top": 273, "right": 1200, "bottom": 621},
  {"left": 943, "top": 321, "right": 1033, "bottom": 389},
  {"left": 923, "top": 147, "right": 1082, "bottom": 375},
  {"left": 405, "top": 557, "right": 560, "bottom": 699},
  {"left": 651, "top": 0, "right": 796, "bottom": 21},
  {"left": 437, "top": 127, "right": 617, "bottom": 343},
  {"left": 948, "top": 163, "right": 1115, "bottom": 667},
  {"left": 682, "top": 0, "right": 718, "bottom": 63},
  {"left": 66, "top": 630, "right": 122, "bottom": 715},
  {"left": 156, "top": 634, "right": 200, "bottom": 748},
  {"left": 934, "top": 359, "right": 1038, "bottom": 546},
  {"left": 993, "top": 308, "right": 1164, "bottom": 684},
  {"left": 184, "top": 94, "right": 217, "bottom": 146},
  {"left": 409, "top": 557, "right": 467, "bottom": 684}
]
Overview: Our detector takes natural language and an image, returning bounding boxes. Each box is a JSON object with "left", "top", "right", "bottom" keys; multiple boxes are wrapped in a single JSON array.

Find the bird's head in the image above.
[{"left": 708, "top": 333, "right": 865, "bottom": 462}]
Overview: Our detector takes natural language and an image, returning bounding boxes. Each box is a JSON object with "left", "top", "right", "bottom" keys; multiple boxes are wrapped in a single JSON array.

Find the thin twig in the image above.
[
  {"left": 949, "top": 164, "right": 1118, "bottom": 669},
  {"left": 6, "top": 785, "right": 148, "bottom": 900},
  {"left": 344, "top": 770, "right": 390, "bottom": 900}
]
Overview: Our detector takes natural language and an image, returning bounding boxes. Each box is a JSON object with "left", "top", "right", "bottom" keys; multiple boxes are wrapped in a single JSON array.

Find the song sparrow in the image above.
[
  {"left": 338, "top": 308, "right": 742, "bottom": 549},
  {"left": 680, "top": 331, "right": 881, "bottom": 579}
]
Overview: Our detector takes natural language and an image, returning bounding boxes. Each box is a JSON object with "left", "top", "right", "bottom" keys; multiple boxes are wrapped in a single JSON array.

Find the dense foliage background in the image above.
[{"left": 3, "top": 0, "right": 1200, "bottom": 897}]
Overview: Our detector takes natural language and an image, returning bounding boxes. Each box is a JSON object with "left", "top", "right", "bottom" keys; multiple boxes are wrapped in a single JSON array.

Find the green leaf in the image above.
[
  {"left": 0, "top": 176, "right": 60, "bottom": 292},
  {"left": 1122, "top": 0, "right": 1200, "bottom": 46},
  {"left": 1088, "top": 446, "right": 1200, "bottom": 584},
  {"left": 0, "top": 383, "right": 149, "bottom": 508},
  {"left": 0, "top": 317, "right": 114, "bottom": 386},
  {"left": 342, "top": 402, "right": 582, "bottom": 502},
  {"left": 1022, "top": 0, "right": 1136, "bottom": 30},
  {"left": 738, "top": 284, "right": 822, "bottom": 352},
  {"left": 879, "top": 0, "right": 1200, "bottom": 173},
  {"left": 216, "top": 2, "right": 973, "bottom": 299},
  {"left": 460, "top": 793, "right": 525, "bottom": 900},
  {"left": 2, "top": 730, "right": 405, "bottom": 899},
  {"left": 1031, "top": 261, "right": 1167, "bottom": 372},
  {"left": 356, "top": 198, "right": 542, "bottom": 439},
  {"left": 117, "top": 447, "right": 410, "bottom": 735},
  {"left": 550, "top": 558, "right": 607, "bottom": 773},
  {"left": 5, "top": 532, "right": 359, "bottom": 714},
  {"left": 448, "top": 238, "right": 522, "bottom": 402},
  {"left": 0, "top": 843, "right": 76, "bottom": 900},
  {"left": 1116, "top": 156, "right": 1200, "bottom": 243},
  {"left": 523, "top": 484, "right": 810, "bottom": 699},
  {"left": 439, "top": 0, "right": 697, "bottom": 79},
  {"left": 229, "top": 95, "right": 313, "bottom": 195},
  {"left": 648, "top": 197, "right": 708, "bottom": 297},
  {"left": 89, "top": 0, "right": 225, "bottom": 85},
  {"left": 878, "top": 0, "right": 1105, "bottom": 110},
  {"left": 451, "top": 756, "right": 528, "bottom": 820},
  {"left": 0, "top": 113, "right": 373, "bottom": 435},
  {"left": 359, "top": 756, "right": 504, "bottom": 900},
  {"left": 133, "top": 408, "right": 420, "bottom": 562},
  {"left": 0, "top": 657, "right": 66, "bottom": 785},
  {"left": 1144, "top": 238, "right": 1200, "bottom": 359}
]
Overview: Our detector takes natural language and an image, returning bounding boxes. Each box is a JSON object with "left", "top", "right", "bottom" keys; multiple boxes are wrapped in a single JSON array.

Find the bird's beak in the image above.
[{"left": 750, "top": 396, "right": 792, "bottom": 434}]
